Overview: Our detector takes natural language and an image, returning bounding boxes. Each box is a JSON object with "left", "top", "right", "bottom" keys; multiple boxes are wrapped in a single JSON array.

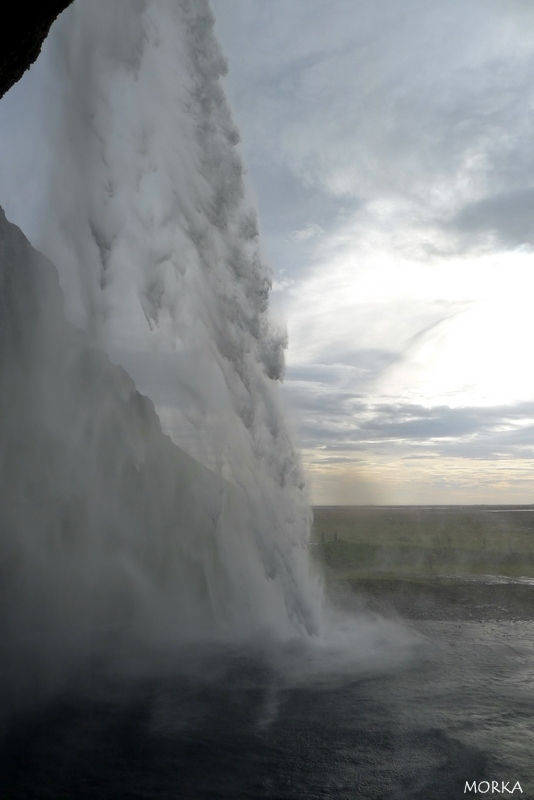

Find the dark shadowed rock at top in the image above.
[{"left": 0, "top": 1, "right": 74, "bottom": 99}]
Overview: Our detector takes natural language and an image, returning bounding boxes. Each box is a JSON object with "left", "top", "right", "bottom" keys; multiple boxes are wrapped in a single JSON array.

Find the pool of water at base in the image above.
[{"left": 2, "top": 613, "right": 534, "bottom": 799}]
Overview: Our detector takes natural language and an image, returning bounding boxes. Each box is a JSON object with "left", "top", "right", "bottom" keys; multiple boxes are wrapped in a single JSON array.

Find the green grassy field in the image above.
[{"left": 312, "top": 505, "right": 534, "bottom": 580}]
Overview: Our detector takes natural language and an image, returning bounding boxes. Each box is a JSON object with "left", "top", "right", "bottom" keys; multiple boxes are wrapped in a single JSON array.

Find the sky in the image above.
[
  {"left": 1, "top": 1, "right": 534, "bottom": 506},
  {"left": 210, "top": 0, "right": 534, "bottom": 505}
]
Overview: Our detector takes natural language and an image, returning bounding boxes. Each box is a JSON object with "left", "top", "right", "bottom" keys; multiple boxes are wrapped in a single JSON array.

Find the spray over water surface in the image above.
[{"left": 1, "top": 1, "right": 534, "bottom": 797}]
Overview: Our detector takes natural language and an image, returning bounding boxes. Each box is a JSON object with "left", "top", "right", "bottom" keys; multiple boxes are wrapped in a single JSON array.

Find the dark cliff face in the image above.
[
  {"left": 0, "top": 203, "right": 233, "bottom": 717},
  {"left": 0, "top": 1, "right": 74, "bottom": 99}
]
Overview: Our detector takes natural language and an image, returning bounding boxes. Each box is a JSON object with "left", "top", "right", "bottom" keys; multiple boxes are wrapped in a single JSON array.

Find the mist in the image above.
[{"left": 0, "top": 0, "right": 333, "bottom": 721}]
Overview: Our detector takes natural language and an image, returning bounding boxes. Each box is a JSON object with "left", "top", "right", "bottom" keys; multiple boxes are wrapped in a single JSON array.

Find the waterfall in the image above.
[{"left": 0, "top": 0, "right": 322, "bottom": 717}]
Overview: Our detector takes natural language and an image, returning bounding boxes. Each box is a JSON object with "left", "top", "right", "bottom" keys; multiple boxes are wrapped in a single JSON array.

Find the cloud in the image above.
[
  {"left": 215, "top": 0, "right": 534, "bottom": 209},
  {"left": 284, "top": 375, "right": 534, "bottom": 460},
  {"left": 451, "top": 188, "right": 534, "bottom": 247},
  {"left": 213, "top": 0, "right": 534, "bottom": 280},
  {"left": 291, "top": 223, "right": 324, "bottom": 241},
  {"left": 211, "top": 2, "right": 534, "bottom": 502},
  {"left": 288, "top": 350, "right": 400, "bottom": 385}
]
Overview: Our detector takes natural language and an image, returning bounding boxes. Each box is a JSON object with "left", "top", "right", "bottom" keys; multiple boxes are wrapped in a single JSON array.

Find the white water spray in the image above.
[{"left": 0, "top": 0, "right": 324, "bottom": 713}]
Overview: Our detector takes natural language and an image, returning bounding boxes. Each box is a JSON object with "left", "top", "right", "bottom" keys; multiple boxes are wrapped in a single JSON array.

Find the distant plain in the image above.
[
  {"left": 313, "top": 505, "right": 534, "bottom": 579},
  {"left": 312, "top": 505, "right": 534, "bottom": 621}
]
